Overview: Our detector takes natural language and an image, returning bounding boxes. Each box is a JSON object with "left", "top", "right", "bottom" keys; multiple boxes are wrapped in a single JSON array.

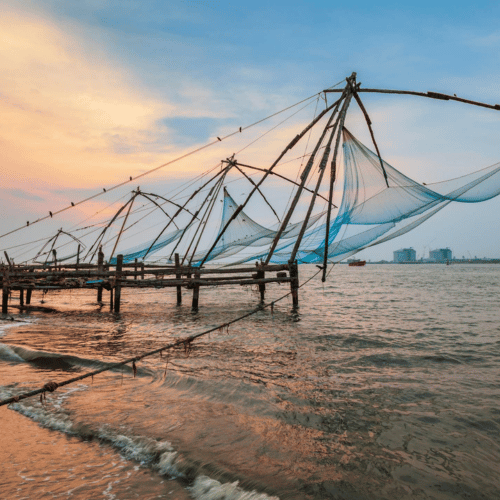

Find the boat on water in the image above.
[{"left": 348, "top": 259, "right": 366, "bottom": 267}]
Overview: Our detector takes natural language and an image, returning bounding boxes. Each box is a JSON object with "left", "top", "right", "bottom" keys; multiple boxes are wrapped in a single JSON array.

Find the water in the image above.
[{"left": 1, "top": 264, "right": 499, "bottom": 499}]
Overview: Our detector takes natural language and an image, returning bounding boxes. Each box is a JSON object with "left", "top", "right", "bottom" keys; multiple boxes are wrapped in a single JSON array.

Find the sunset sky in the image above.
[{"left": 2, "top": 0, "right": 500, "bottom": 261}]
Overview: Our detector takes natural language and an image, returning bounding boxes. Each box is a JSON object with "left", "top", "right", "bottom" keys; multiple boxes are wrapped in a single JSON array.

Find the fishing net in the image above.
[{"left": 87, "top": 128, "right": 500, "bottom": 267}]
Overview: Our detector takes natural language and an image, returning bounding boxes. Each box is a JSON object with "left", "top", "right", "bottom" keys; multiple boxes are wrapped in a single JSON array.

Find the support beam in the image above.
[
  {"left": 175, "top": 253, "right": 182, "bottom": 305},
  {"left": 192, "top": 269, "right": 200, "bottom": 309},
  {"left": 97, "top": 248, "right": 104, "bottom": 303},
  {"left": 2, "top": 269, "right": 9, "bottom": 314},
  {"left": 19, "top": 289, "right": 24, "bottom": 307},
  {"left": 199, "top": 95, "right": 344, "bottom": 267},
  {"left": 26, "top": 288, "right": 32, "bottom": 305},
  {"left": 114, "top": 254, "right": 123, "bottom": 312},
  {"left": 289, "top": 260, "right": 299, "bottom": 310},
  {"left": 322, "top": 74, "right": 357, "bottom": 281},
  {"left": 256, "top": 267, "right": 266, "bottom": 303}
]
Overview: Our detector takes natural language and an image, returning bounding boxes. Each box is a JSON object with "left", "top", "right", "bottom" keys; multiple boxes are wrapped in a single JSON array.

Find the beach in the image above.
[{"left": 1, "top": 264, "right": 499, "bottom": 499}]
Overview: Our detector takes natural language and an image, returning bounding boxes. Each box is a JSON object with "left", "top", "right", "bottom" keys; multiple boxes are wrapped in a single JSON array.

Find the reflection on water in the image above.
[{"left": 1, "top": 264, "right": 500, "bottom": 499}]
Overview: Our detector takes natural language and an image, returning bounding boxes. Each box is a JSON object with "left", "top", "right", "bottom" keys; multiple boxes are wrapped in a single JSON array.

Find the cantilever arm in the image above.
[
  {"left": 323, "top": 88, "right": 500, "bottom": 112},
  {"left": 352, "top": 92, "right": 389, "bottom": 187},
  {"left": 235, "top": 162, "right": 337, "bottom": 209},
  {"left": 232, "top": 164, "right": 281, "bottom": 223}
]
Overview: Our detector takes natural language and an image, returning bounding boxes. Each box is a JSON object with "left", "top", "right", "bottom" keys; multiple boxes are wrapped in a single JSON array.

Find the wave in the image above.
[
  {"left": 0, "top": 343, "right": 154, "bottom": 377},
  {"left": 1, "top": 385, "right": 280, "bottom": 500}
]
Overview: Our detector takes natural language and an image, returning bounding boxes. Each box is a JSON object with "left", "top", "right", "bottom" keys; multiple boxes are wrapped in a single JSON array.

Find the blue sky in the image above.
[{"left": 2, "top": 0, "right": 500, "bottom": 261}]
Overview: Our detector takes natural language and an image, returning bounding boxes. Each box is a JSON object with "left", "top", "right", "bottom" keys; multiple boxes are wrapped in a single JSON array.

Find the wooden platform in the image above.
[{"left": 1, "top": 254, "right": 299, "bottom": 313}]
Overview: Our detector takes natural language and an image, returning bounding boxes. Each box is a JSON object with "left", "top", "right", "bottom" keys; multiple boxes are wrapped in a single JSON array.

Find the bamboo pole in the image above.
[
  {"left": 199, "top": 96, "right": 344, "bottom": 267},
  {"left": 231, "top": 163, "right": 280, "bottom": 222},
  {"left": 2, "top": 268, "right": 9, "bottom": 314},
  {"left": 322, "top": 88, "right": 500, "bottom": 112},
  {"left": 110, "top": 193, "right": 137, "bottom": 262},
  {"left": 234, "top": 162, "right": 337, "bottom": 209},
  {"left": 114, "top": 254, "right": 123, "bottom": 312},
  {"left": 97, "top": 248, "right": 104, "bottom": 303},
  {"left": 290, "top": 260, "right": 299, "bottom": 309},
  {"left": 144, "top": 166, "right": 227, "bottom": 260},
  {"left": 322, "top": 76, "right": 356, "bottom": 281},
  {"left": 192, "top": 268, "right": 200, "bottom": 309},
  {"left": 175, "top": 253, "right": 182, "bottom": 305},
  {"left": 288, "top": 92, "right": 348, "bottom": 263},
  {"left": 264, "top": 83, "right": 351, "bottom": 265},
  {"left": 352, "top": 92, "right": 389, "bottom": 187}
]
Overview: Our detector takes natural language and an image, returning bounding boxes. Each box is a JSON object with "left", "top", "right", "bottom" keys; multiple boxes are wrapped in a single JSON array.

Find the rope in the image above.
[
  {"left": 0, "top": 93, "right": 322, "bottom": 242},
  {"left": 0, "top": 267, "right": 323, "bottom": 407}
]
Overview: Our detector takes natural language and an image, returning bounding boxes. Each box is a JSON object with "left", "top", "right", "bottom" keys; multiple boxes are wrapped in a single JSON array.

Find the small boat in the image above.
[{"left": 348, "top": 259, "right": 366, "bottom": 267}]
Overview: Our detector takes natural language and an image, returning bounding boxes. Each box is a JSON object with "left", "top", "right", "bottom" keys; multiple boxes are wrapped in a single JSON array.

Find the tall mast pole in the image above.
[
  {"left": 263, "top": 89, "right": 350, "bottom": 265},
  {"left": 322, "top": 74, "right": 357, "bottom": 281},
  {"left": 288, "top": 85, "right": 353, "bottom": 263},
  {"left": 198, "top": 96, "right": 344, "bottom": 267}
]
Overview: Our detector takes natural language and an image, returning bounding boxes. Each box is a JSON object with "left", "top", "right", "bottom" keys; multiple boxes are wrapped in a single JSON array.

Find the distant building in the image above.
[
  {"left": 393, "top": 248, "right": 416, "bottom": 263},
  {"left": 429, "top": 248, "right": 452, "bottom": 262}
]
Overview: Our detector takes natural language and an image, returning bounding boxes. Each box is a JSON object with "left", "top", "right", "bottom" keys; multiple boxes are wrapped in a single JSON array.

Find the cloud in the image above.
[{"left": 0, "top": 7, "right": 181, "bottom": 192}]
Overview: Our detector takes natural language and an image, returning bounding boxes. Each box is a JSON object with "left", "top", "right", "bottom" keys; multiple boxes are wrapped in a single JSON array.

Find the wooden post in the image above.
[
  {"left": 192, "top": 268, "right": 200, "bottom": 309},
  {"left": 175, "top": 253, "right": 182, "bottom": 305},
  {"left": 76, "top": 244, "right": 81, "bottom": 270},
  {"left": 19, "top": 289, "right": 24, "bottom": 307},
  {"left": 141, "top": 262, "right": 145, "bottom": 279},
  {"left": 26, "top": 288, "right": 32, "bottom": 305},
  {"left": 257, "top": 266, "right": 266, "bottom": 303},
  {"left": 52, "top": 249, "right": 57, "bottom": 269},
  {"left": 109, "top": 287, "right": 114, "bottom": 312},
  {"left": 289, "top": 260, "right": 299, "bottom": 310},
  {"left": 2, "top": 268, "right": 9, "bottom": 314},
  {"left": 114, "top": 254, "right": 123, "bottom": 312},
  {"left": 97, "top": 248, "right": 104, "bottom": 303},
  {"left": 134, "top": 258, "right": 138, "bottom": 281}
]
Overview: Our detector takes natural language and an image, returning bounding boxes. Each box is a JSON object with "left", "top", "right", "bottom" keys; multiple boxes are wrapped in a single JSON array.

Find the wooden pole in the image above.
[
  {"left": 199, "top": 96, "right": 344, "bottom": 267},
  {"left": 19, "top": 289, "right": 24, "bottom": 307},
  {"left": 114, "top": 254, "right": 123, "bottom": 312},
  {"left": 290, "top": 260, "right": 299, "bottom": 310},
  {"left": 76, "top": 244, "right": 81, "bottom": 270},
  {"left": 134, "top": 258, "right": 138, "bottom": 280},
  {"left": 175, "top": 253, "right": 182, "bottom": 305},
  {"left": 264, "top": 85, "right": 350, "bottom": 265},
  {"left": 97, "top": 248, "right": 104, "bottom": 303},
  {"left": 2, "top": 268, "right": 9, "bottom": 314},
  {"left": 26, "top": 288, "right": 32, "bottom": 305},
  {"left": 322, "top": 75, "right": 357, "bottom": 281},
  {"left": 192, "top": 269, "right": 200, "bottom": 309},
  {"left": 257, "top": 267, "right": 266, "bottom": 303},
  {"left": 109, "top": 287, "right": 114, "bottom": 312}
]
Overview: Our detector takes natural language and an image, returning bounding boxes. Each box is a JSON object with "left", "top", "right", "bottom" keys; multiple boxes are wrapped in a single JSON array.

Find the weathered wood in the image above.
[
  {"left": 265, "top": 85, "right": 349, "bottom": 265},
  {"left": 192, "top": 269, "right": 200, "bottom": 309},
  {"left": 134, "top": 258, "right": 138, "bottom": 281},
  {"left": 26, "top": 288, "right": 32, "bottom": 305},
  {"left": 109, "top": 287, "right": 114, "bottom": 312},
  {"left": 175, "top": 253, "right": 182, "bottom": 305},
  {"left": 114, "top": 254, "right": 123, "bottom": 312},
  {"left": 322, "top": 88, "right": 500, "bottom": 111},
  {"left": 290, "top": 260, "right": 299, "bottom": 309},
  {"left": 2, "top": 268, "right": 9, "bottom": 314},
  {"left": 256, "top": 267, "right": 266, "bottom": 303},
  {"left": 19, "top": 289, "right": 24, "bottom": 307},
  {"left": 322, "top": 75, "right": 356, "bottom": 281},
  {"left": 97, "top": 248, "right": 104, "bottom": 302},
  {"left": 199, "top": 95, "right": 344, "bottom": 267}
]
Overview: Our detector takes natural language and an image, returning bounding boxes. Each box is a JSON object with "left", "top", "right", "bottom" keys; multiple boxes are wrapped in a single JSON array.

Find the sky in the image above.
[{"left": 1, "top": 0, "right": 500, "bottom": 262}]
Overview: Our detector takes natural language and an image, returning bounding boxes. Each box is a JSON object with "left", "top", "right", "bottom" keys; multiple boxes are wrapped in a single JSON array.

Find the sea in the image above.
[{"left": 1, "top": 264, "right": 499, "bottom": 500}]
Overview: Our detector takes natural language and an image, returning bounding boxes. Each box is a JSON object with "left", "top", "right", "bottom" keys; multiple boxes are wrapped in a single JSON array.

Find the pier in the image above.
[{"left": 0, "top": 254, "right": 299, "bottom": 314}]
